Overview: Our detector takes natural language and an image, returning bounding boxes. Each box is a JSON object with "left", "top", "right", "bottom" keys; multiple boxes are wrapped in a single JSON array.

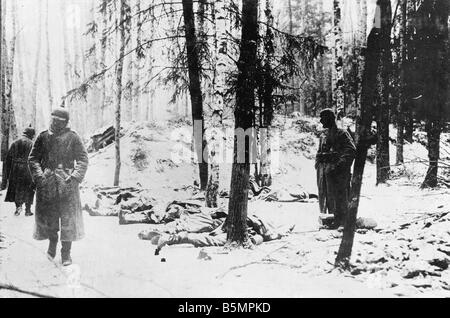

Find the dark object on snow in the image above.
[
  {"left": 88, "top": 126, "right": 116, "bottom": 152},
  {"left": 4, "top": 133, "right": 36, "bottom": 208},
  {"left": 198, "top": 249, "right": 212, "bottom": 261},
  {"left": 28, "top": 127, "right": 89, "bottom": 242},
  {"left": 316, "top": 112, "right": 356, "bottom": 228}
]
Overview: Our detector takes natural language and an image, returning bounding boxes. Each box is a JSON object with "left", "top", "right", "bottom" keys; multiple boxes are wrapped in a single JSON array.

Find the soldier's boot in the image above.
[
  {"left": 25, "top": 204, "right": 33, "bottom": 217},
  {"left": 14, "top": 204, "right": 23, "bottom": 216},
  {"left": 47, "top": 235, "right": 58, "bottom": 260},
  {"left": 154, "top": 234, "right": 179, "bottom": 255},
  {"left": 61, "top": 241, "right": 73, "bottom": 266}
]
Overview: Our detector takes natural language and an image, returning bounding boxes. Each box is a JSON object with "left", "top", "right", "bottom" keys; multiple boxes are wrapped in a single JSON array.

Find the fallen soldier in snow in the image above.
[
  {"left": 82, "top": 186, "right": 209, "bottom": 225},
  {"left": 82, "top": 180, "right": 317, "bottom": 224},
  {"left": 220, "top": 178, "right": 318, "bottom": 203},
  {"left": 138, "top": 208, "right": 295, "bottom": 253},
  {"left": 82, "top": 186, "right": 151, "bottom": 217}
]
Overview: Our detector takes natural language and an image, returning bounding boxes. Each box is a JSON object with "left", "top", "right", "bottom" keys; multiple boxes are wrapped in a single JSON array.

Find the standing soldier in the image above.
[
  {"left": 28, "top": 108, "right": 88, "bottom": 266},
  {"left": 4, "top": 127, "right": 36, "bottom": 216},
  {"left": 316, "top": 109, "right": 356, "bottom": 229}
]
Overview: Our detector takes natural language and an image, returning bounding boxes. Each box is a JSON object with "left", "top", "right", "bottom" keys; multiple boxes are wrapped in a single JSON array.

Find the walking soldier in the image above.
[
  {"left": 4, "top": 127, "right": 36, "bottom": 216},
  {"left": 28, "top": 108, "right": 88, "bottom": 266}
]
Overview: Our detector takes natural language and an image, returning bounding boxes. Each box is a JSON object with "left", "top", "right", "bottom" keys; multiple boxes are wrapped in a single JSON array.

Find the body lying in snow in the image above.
[{"left": 138, "top": 209, "right": 295, "bottom": 252}]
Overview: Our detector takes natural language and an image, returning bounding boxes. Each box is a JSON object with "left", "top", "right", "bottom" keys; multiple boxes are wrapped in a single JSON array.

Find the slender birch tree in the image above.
[
  {"left": 31, "top": 0, "right": 43, "bottom": 129},
  {"left": 332, "top": 0, "right": 344, "bottom": 114},
  {"left": 114, "top": 0, "right": 130, "bottom": 186}
]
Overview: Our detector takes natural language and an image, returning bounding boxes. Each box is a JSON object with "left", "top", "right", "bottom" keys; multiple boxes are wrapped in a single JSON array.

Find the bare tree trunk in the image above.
[
  {"left": 358, "top": 0, "right": 367, "bottom": 43},
  {"left": 60, "top": 1, "right": 72, "bottom": 116},
  {"left": 206, "top": 0, "right": 231, "bottom": 207},
  {"left": 260, "top": 0, "right": 274, "bottom": 187},
  {"left": 145, "top": 91, "right": 151, "bottom": 121},
  {"left": 72, "top": 4, "right": 82, "bottom": 134},
  {"left": 226, "top": 0, "right": 258, "bottom": 245},
  {"left": 86, "top": 1, "right": 99, "bottom": 134},
  {"left": 182, "top": 0, "right": 208, "bottom": 190},
  {"left": 335, "top": 20, "right": 382, "bottom": 268},
  {"left": 99, "top": 0, "right": 109, "bottom": 127},
  {"left": 355, "top": 0, "right": 367, "bottom": 119},
  {"left": 332, "top": 0, "right": 344, "bottom": 113},
  {"left": 0, "top": 0, "right": 16, "bottom": 185},
  {"left": 287, "top": 0, "right": 296, "bottom": 113},
  {"left": 31, "top": 0, "right": 43, "bottom": 130},
  {"left": 404, "top": 115, "right": 414, "bottom": 143},
  {"left": 206, "top": 0, "right": 227, "bottom": 208},
  {"left": 404, "top": 0, "right": 415, "bottom": 144},
  {"left": 15, "top": 4, "right": 25, "bottom": 130},
  {"left": 422, "top": 120, "right": 441, "bottom": 188},
  {"left": 420, "top": 0, "right": 449, "bottom": 188},
  {"left": 80, "top": 3, "right": 89, "bottom": 134},
  {"left": 6, "top": 0, "right": 17, "bottom": 140},
  {"left": 0, "top": 0, "right": 6, "bottom": 189},
  {"left": 45, "top": 0, "right": 53, "bottom": 110},
  {"left": 396, "top": 0, "right": 406, "bottom": 164},
  {"left": 133, "top": 0, "right": 142, "bottom": 121},
  {"left": 376, "top": 0, "right": 391, "bottom": 185},
  {"left": 114, "top": 0, "right": 129, "bottom": 186},
  {"left": 124, "top": 55, "right": 133, "bottom": 122}
]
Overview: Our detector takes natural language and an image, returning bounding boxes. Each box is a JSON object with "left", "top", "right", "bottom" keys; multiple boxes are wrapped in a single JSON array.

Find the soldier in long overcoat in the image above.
[
  {"left": 4, "top": 127, "right": 36, "bottom": 216},
  {"left": 28, "top": 108, "right": 88, "bottom": 266},
  {"left": 316, "top": 109, "right": 356, "bottom": 229}
]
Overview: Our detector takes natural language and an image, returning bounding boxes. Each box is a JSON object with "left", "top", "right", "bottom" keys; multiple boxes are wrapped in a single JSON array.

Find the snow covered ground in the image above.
[{"left": 1, "top": 117, "right": 449, "bottom": 298}]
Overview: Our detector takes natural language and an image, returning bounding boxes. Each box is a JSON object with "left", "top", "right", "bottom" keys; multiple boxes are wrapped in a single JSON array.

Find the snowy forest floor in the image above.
[{"left": 1, "top": 116, "right": 450, "bottom": 298}]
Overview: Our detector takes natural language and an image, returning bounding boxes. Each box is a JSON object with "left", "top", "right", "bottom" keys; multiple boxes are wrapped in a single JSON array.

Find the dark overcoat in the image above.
[
  {"left": 316, "top": 126, "right": 356, "bottom": 224},
  {"left": 28, "top": 128, "right": 88, "bottom": 241},
  {"left": 5, "top": 135, "right": 35, "bottom": 205}
]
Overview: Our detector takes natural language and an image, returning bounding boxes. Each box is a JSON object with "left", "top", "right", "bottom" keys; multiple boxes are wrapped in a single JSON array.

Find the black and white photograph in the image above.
[{"left": 0, "top": 0, "right": 449, "bottom": 300}]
